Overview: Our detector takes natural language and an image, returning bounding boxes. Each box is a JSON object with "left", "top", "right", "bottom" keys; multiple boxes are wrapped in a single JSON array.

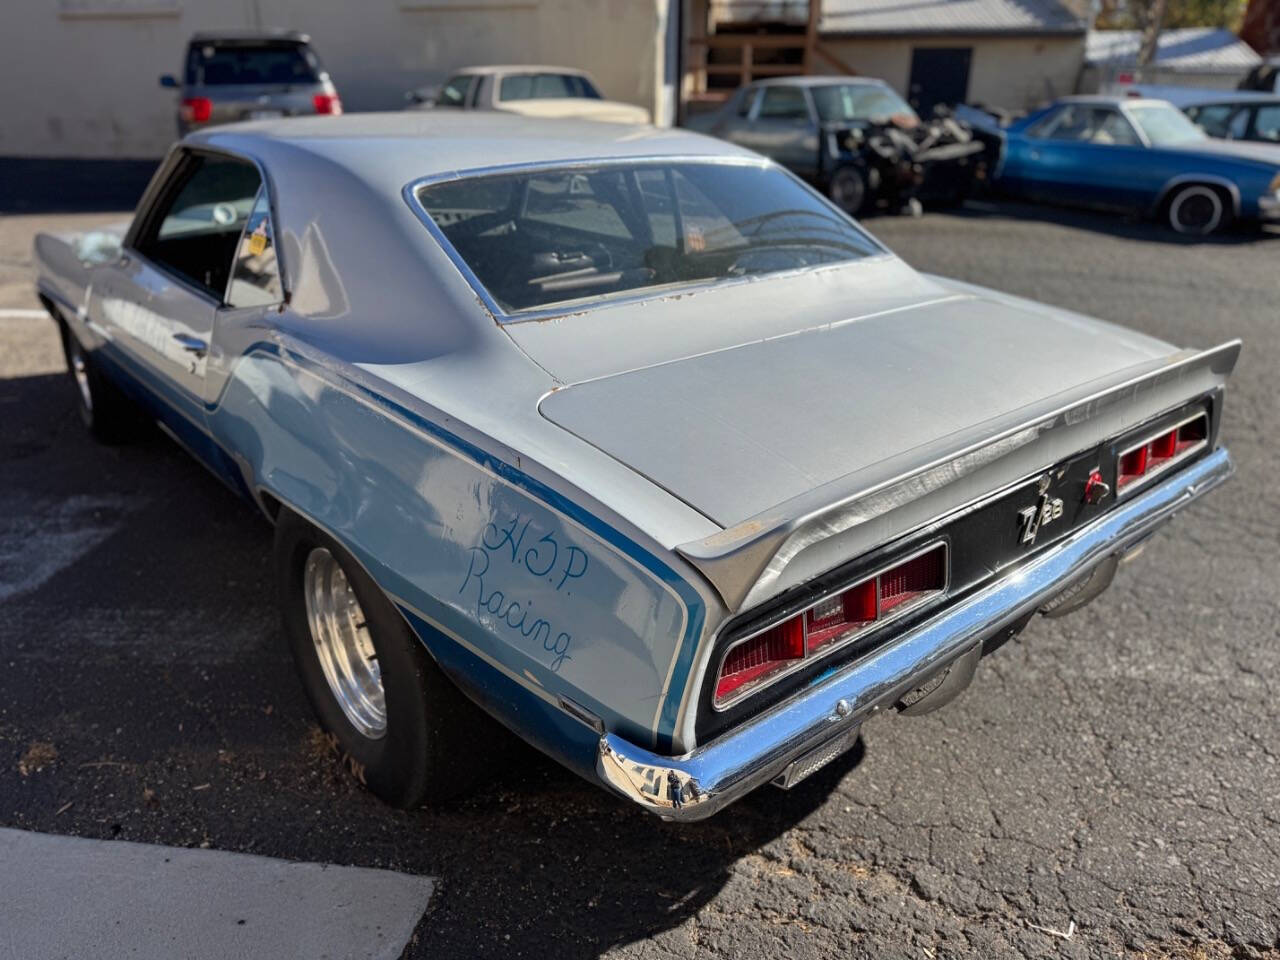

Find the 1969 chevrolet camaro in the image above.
[{"left": 34, "top": 113, "right": 1238, "bottom": 819}]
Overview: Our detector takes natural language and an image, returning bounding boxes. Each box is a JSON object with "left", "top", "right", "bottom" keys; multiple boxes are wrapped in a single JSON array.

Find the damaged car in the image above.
[
  {"left": 34, "top": 112, "right": 1237, "bottom": 819},
  {"left": 706, "top": 76, "right": 995, "bottom": 215}
]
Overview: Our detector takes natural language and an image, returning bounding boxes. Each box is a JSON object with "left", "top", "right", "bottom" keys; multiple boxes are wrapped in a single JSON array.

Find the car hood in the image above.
[
  {"left": 496, "top": 99, "right": 651, "bottom": 124},
  {"left": 1167, "top": 138, "right": 1280, "bottom": 167},
  {"left": 530, "top": 273, "right": 1176, "bottom": 528}
]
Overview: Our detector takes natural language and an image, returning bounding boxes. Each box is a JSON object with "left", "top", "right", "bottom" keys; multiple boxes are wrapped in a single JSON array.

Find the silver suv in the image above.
[{"left": 160, "top": 30, "right": 341, "bottom": 136}]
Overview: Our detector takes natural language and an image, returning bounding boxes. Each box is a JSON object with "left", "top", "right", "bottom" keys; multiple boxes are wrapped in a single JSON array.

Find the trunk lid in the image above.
[{"left": 536, "top": 292, "right": 1174, "bottom": 529}]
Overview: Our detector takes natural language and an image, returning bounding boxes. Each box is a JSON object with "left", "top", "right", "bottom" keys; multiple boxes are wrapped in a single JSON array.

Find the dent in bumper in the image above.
[{"left": 597, "top": 447, "right": 1234, "bottom": 821}]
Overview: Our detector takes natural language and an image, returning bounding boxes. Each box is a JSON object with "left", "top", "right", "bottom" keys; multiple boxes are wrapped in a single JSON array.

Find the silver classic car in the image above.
[{"left": 33, "top": 113, "right": 1238, "bottom": 819}]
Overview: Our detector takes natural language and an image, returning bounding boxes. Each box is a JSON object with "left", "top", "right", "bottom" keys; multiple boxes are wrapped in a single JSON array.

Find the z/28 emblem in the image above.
[{"left": 1018, "top": 492, "right": 1064, "bottom": 545}]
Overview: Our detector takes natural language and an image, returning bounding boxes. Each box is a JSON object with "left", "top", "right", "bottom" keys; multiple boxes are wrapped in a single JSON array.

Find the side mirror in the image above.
[{"left": 159, "top": 74, "right": 178, "bottom": 89}]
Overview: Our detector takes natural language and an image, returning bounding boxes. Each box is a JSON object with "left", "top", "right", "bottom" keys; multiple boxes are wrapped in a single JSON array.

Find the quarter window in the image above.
[
  {"left": 227, "top": 189, "right": 283, "bottom": 307},
  {"left": 1253, "top": 105, "right": 1280, "bottom": 142},
  {"left": 134, "top": 153, "right": 262, "bottom": 300}
]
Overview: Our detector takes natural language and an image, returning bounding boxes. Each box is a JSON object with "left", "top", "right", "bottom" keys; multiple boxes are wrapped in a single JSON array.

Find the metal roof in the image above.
[
  {"left": 1085, "top": 28, "right": 1263, "bottom": 73},
  {"left": 819, "top": 0, "right": 1087, "bottom": 36}
]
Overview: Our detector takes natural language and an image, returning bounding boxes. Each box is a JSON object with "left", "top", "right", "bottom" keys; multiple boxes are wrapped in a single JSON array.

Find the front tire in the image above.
[
  {"left": 58, "top": 323, "right": 143, "bottom": 443},
  {"left": 275, "top": 510, "right": 485, "bottom": 807},
  {"left": 828, "top": 164, "right": 868, "bottom": 217},
  {"left": 1165, "top": 184, "right": 1230, "bottom": 236}
]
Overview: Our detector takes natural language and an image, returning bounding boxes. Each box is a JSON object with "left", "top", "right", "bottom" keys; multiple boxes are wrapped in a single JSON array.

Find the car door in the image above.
[
  {"left": 731, "top": 85, "right": 820, "bottom": 180},
  {"left": 88, "top": 149, "right": 262, "bottom": 424},
  {"left": 1010, "top": 105, "right": 1148, "bottom": 211}
]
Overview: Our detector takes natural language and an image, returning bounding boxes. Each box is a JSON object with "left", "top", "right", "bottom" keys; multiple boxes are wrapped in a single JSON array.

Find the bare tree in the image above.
[{"left": 1136, "top": 0, "right": 1171, "bottom": 65}]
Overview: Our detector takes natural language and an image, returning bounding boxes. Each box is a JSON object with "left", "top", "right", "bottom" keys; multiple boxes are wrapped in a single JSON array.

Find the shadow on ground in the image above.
[
  {"left": 953, "top": 194, "right": 1280, "bottom": 246},
  {"left": 0, "top": 368, "right": 859, "bottom": 959}
]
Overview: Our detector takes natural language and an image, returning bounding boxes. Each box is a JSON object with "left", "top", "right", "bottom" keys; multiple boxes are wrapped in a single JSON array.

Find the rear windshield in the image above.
[
  {"left": 185, "top": 42, "right": 319, "bottom": 86},
  {"left": 499, "top": 73, "right": 602, "bottom": 101},
  {"left": 415, "top": 161, "right": 880, "bottom": 315}
]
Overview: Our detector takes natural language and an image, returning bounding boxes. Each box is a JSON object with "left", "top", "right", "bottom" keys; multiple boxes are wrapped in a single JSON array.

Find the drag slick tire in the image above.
[
  {"left": 57, "top": 322, "right": 143, "bottom": 443},
  {"left": 275, "top": 511, "right": 484, "bottom": 807},
  {"left": 1164, "top": 183, "right": 1231, "bottom": 236}
]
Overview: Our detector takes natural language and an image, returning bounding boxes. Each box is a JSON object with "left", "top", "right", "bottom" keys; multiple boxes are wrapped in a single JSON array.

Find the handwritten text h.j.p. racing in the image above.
[{"left": 458, "top": 513, "right": 588, "bottom": 672}]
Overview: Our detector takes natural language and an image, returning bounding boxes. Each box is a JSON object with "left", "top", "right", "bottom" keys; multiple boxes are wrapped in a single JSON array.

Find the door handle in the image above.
[{"left": 172, "top": 333, "right": 208, "bottom": 358}]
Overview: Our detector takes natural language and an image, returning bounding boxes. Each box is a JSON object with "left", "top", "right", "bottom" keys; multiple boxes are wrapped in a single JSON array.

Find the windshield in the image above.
[
  {"left": 415, "top": 161, "right": 881, "bottom": 315},
  {"left": 1128, "top": 103, "right": 1208, "bottom": 146},
  {"left": 812, "top": 84, "right": 917, "bottom": 123},
  {"left": 186, "top": 42, "right": 319, "bottom": 86},
  {"left": 499, "top": 73, "right": 602, "bottom": 101}
]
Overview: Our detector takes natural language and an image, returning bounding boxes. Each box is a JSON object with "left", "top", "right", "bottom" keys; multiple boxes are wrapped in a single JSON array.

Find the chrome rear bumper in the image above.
[{"left": 597, "top": 448, "right": 1234, "bottom": 821}]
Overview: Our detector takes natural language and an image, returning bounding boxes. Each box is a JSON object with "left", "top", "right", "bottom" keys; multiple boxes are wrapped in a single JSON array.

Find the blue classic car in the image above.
[
  {"left": 987, "top": 95, "right": 1280, "bottom": 234},
  {"left": 33, "top": 113, "right": 1238, "bottom": 819}
]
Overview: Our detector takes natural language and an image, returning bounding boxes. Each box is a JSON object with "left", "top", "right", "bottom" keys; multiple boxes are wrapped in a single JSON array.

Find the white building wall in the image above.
[{"left": 0, "top": 0, "right": 671, "bottom": 158}]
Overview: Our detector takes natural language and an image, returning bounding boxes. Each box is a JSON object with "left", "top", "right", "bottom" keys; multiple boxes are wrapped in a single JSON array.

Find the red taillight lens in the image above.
[
  {"left": 1118, "top": 445, "right": 1148, "bottom": 488},
  {"left": 715, "top": 615, "right": 804, "bottom": 704},
  {"left": 714, "top": 543, "right": 947, "bottom": 707},
  {"left": 1117, "top": 413, "right": 1208, "bottom": 493},
  {"left": 313, "top": 93, "right": 343, "bottom": 115},
  {"left": 879, "top": 546, "right": 946, "bottom": 615},
  {"left": 181, "top": 97, "right": 213, "bottom": 124}
]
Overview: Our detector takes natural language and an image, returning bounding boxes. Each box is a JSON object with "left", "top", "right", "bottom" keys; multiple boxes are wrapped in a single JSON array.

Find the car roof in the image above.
[
  {"left": 188, "top": 29, "right": 310, "bottom": 44},
  {"left": 747, "top": 75, "right": 890, "bottom": 88},
  {"left": 1179, "top": 91, "right": 1280, "bottom": 106},
  {"left": 454, "top": 64, "right": 591, "bottom": 77},
  {"left": 1055, "top": 95, "right": 1174, "bottom": 108},
  {"left": 193, "top": 112, "right": 752, "bottom": 193}
]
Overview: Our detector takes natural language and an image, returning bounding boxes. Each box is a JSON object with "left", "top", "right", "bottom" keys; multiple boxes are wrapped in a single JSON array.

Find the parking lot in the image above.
[{"left": 2, "top": 200, "right": 1278, "bottom": 959}]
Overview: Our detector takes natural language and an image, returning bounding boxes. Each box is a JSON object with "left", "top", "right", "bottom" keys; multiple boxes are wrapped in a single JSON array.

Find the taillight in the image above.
[
  {"left": 313, "top": 93, "right": 343, "bottom": 115},
  {"left": 714, "top": 542, "right": 948, "bottom": 708},
  {"left": 1116, "top": 412, "right": 1209, "bottom": 494},
  {"left": 181, "top": 97, "right": 212, "bottom": 124}
]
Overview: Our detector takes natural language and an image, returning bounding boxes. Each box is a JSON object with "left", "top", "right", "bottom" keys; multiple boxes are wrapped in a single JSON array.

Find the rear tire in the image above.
[
  {"left": 1165, "top": 184, "right": 1231, "bottom": 236},
  {"left": 275, "top": 510, "right": 487, "bottom": 807},
  {"left": 57, "top": 322, "right": 143, "bottom": 443}
]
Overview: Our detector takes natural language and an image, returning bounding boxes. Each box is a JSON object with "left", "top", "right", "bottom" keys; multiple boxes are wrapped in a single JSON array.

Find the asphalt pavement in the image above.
[{"left": 1, "top": 200, "right": 1277, "bottom": 959}]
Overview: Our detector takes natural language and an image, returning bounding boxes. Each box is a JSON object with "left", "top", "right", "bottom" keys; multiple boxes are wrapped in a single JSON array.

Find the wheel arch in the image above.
[{"left": 1152, "top": 174, "right": 1241, "bottom": 219}]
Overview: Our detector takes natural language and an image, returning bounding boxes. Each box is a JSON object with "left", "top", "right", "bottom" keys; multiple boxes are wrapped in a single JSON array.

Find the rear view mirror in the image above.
[{"left": 159, "top": 74, "right": 178, "bottom": 89}]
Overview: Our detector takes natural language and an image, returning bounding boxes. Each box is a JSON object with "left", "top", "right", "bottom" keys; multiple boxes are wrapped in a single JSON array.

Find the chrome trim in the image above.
[
  {"left": 1116, "top": 411, "right": 1209, "bottom": 499},
  {"left": 597, "top": 447, "right": 1233, "bottom": 821},
  {"left": 399, "top": 154, "right": 889, "bottom": 325},
  {"left": 711, "top": 539, "right": 950, "bottom": 712}
]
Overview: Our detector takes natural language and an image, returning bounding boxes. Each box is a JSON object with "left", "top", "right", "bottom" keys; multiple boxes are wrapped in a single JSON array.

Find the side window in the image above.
[
  {"left": 134, "top": 153, "right": 261, "bottom": 300},
  {"left": 437, "top": 74, "right": 472, "bottom": 108},
  {"left": 757, "top": 86, "right": 810, "bottom": 121},
  {"left": 1031, "top": 104, "right": 1091, "bottom": 141},
  {"left": 1248, "top": 105, "right": 1278, "bottom": 141},
  {"left": 1187, "top": 104, "right": 1233, "bottom": 137},
  {"left": 227, "top": 188, "right": 283, "bottom": 308},
  {"left": 735, "top": 86, "right": 758, "bottom": 117},
  {"left": 1089, "top": 109, "right": 1139, "bottom": 146}
]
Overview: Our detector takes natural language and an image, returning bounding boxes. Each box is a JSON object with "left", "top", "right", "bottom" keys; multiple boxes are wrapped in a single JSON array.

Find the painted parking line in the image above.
[
  {"left": 0, "top": 494, "right": 139, "bottom": 604},
  {"left": 0, "top": 828, "right": 435, "bottom": 960},
  {"left": 0, "top": 308, "right": 48, "bottom": 319}
]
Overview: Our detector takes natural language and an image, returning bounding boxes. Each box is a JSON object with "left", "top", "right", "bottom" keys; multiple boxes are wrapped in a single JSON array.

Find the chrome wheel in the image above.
[
  {"left": 68, "top": 339, "right": 92, "bottom": 413},
  {"left": 303, "top": 547, "right": 386, "bottom": 739}
]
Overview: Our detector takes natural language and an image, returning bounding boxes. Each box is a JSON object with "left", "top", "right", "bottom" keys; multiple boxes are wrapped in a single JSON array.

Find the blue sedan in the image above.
[{"left": 991, "top": 96, "right": 1280, "bottom": 235}]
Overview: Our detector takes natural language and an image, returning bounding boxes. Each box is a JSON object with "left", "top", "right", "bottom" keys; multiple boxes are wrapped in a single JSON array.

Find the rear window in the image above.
[
  {"left": 185, "top": 42, "right": 319, "bottom": 86},
  {"left": 414, "top": 161, "right": 880, "bottom": 316},
  {"left": 499, "top": 73, "right": 602, "bottom": 101}
]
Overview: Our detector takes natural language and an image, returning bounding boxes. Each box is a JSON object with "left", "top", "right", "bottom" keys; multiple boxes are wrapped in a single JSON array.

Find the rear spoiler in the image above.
[{"left": 676, "top": 340, "right": 1241, "bottom": 612}]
